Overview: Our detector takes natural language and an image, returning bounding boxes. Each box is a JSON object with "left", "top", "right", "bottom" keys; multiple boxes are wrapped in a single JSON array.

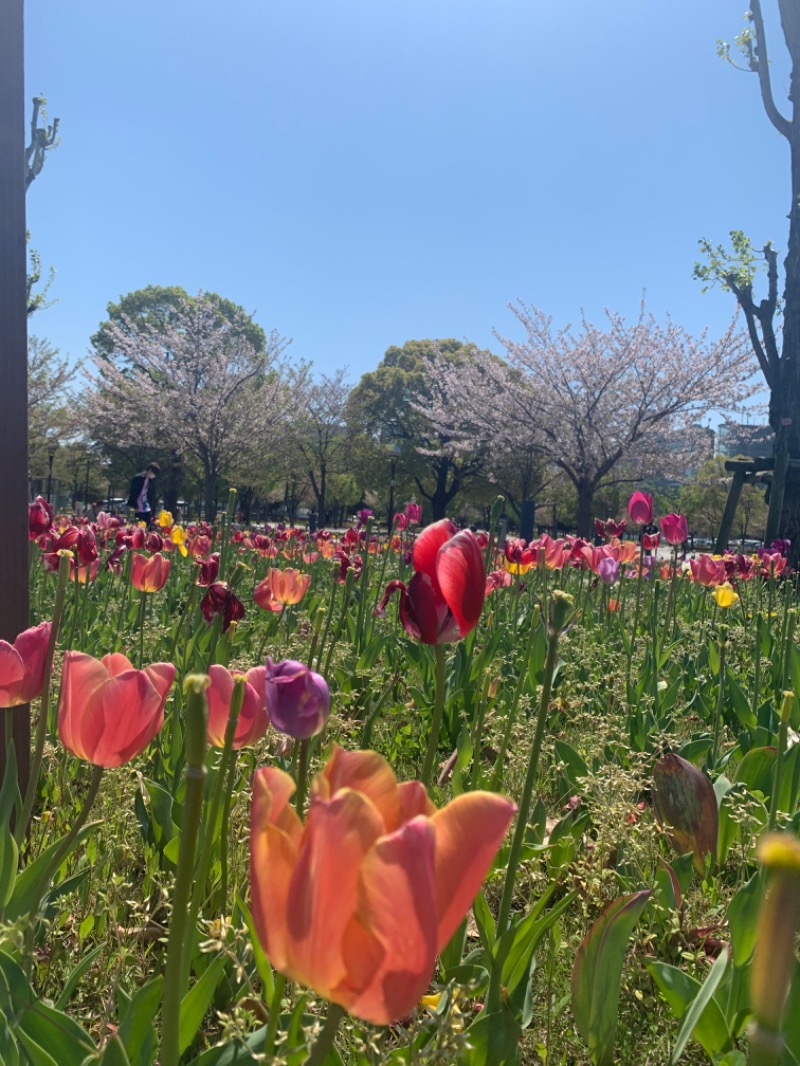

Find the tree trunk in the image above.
[
  {"left": 203, "top": 468, "right": 216, "bottom": 521},
  {"left": 575, "top": 482, "right": 594, "bottom": 538}
]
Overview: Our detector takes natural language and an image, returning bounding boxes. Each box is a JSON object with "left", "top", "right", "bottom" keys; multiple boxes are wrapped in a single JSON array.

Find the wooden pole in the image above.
[{"left": 0, "top": 0, "right": 31, "bottom": 793}]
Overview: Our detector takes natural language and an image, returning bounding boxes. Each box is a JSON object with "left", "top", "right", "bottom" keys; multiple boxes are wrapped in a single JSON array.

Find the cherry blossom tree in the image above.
[
  {"left": 85, "top": 293, "right": 291, "bottom": 518},
  {"left": 421, "top": 303, "right": 756, "bottom": 536}
]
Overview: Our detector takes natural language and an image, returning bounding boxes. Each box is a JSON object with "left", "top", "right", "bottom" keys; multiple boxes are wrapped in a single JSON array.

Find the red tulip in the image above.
[
  {"left": 250, "top": 746, "right": 515, "bottom": 1025},
  {"left": 131, "top": 552, "right": 171, "bottom": 593},
  {"left": 660, "top": 513, "right": 688, "bottom": 546},
  {"left": 627, "top": 491, "right": 653, "bottom": 526},
  {"left": 200, "top": 581, "right": 245, "bottom": 631},
  {"left": 194, "top": 552, "right": 220, "bottom": 587},
  {"left": 58, "top": 652, "right": 174, "bottom": 767},
  {"left": 0, "top": 622, "right": 51, "bottom": 707},
  {"left": 376, "top": 520, "right": 485, "bottom": 644},
  {"left": 206, "top": 664, "right": 269, "bottom": 749},
  {"left": 689, "top": 554, "right": 726, "bottom": 586},
  {"left": 595, "top": 517, "right": 627, "bottom": 540},
  {"left": 29, "top": 496, "right": 53, "bottom": 540},
  {"left": 643, "top": 532, "right": 661, "bottom": 550}
]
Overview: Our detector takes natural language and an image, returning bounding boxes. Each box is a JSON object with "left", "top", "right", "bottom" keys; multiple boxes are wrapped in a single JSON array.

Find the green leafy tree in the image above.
[{"left": 347, "top": 339, "right": 488, "bottom": 520}]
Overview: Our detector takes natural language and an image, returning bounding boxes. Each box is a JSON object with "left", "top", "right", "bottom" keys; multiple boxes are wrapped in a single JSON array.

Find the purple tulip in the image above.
[
  {"left": 265, "top": 658, "right": 330, "bottom": 739},
  {"left": 598, "top": 557, "right": 620, "bottom": 585}
]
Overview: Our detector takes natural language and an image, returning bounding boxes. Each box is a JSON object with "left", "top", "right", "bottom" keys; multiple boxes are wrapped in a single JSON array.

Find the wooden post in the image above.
[
  {"left": 0, "top": 0, "right": 31, "bottom": 793},
  {"left": 715, "top": 472, "right": 747, "bottom": 555}
]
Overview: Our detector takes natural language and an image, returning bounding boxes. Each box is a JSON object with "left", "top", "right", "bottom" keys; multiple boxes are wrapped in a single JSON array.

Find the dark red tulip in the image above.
[
  {"left": 29, "top": 496, "right": 53, "bottom": 540},
  {"left": 195, "top": 552, "right": 221, "bottom": 587},
  {"left": 200, "top": 581, "right": 245, "bottom": 631}
]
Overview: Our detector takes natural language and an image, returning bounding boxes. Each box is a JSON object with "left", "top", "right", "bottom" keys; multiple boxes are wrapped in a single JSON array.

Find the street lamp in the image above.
[
  {"left": 47, "top": 445, "right": 56, "bottom": 505},
  {"left": 387, "top": 444, "right": 401, "bottom": 535}
]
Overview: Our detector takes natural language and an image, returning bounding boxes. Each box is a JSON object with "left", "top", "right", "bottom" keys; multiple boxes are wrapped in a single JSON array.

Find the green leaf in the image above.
[
  {"left": 734, "top": 746, "right": 777, "bottom": 800},
  {"left": 117, "top": 976, "right": 162, "bottom": 1066},
  {"left": 17, "top": 999, "right": 97, "bottom": 1066},
  {"left": 0, "top": 742, "right": 19, "bottom": 827},
  {"left": 669, "top": 947, "right": 730, "bottom": 1064},
  {"left": 458, "top": 1006, "right": 521, "bottom": 1066},
  {"left": 497, "top": 889, "right": 577, "bottom": 997},
  {"left": 646, "top": 959, "right": 731, "bottom": 1059},
  {"left": 571, "top": 890, "right": 651, "bottom": 1066},
  {"left": 6, "top": 822, "right": 98, "bottom": 921},
  {"left": 727, "top": 872, "right": 762, "bottom": 966},
  {"left": 179, "top": 954, "right": 227, "bottom": 1055},
  {"left": 439, "top": 917, "right": 467, "bottom": 981},
  {"left": 653, "top": 753, "right": 718, "bottom": 875},
  {"left": 55, "top": 944, "right": 105, "bottom": 1010},
  {"left": 238, "top": 898, "right": 274, "bottom": 1001},
  {"left": 0, "top": 823, "right": 19, "bottom": 909},
  {"left": 554, "top": 740, "right": 588, "bottom": 794},
  {"left": 100, "top": 1035, "right": 131, "bottom": 1066},
  {"left": 472, "top": 891, "right": 495, "bottom": 953},
  {"left": 450, "top": 727, "right": 473, "bottom": 798}
]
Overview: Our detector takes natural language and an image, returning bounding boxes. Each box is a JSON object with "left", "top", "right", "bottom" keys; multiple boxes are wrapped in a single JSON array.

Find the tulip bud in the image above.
[
  {"left": 547, "top": 590, "right": 575, "bottom": 636},
  {"left": 265, "top": 658, "right": 330, "bottom": 739},
  {"left": 750, "top": 833, "right": 800, "bottom": 1053},
  {"left": 490, "top": 495, "right": 506, "bottom": 529},
  {"left": 183, "top": 674, "right": 210, "bottom": 770}
]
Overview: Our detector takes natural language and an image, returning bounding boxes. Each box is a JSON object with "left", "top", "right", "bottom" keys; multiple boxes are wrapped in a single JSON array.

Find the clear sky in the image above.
[{"left": 24, "top": 0, "right": 790, "bottom": 387}]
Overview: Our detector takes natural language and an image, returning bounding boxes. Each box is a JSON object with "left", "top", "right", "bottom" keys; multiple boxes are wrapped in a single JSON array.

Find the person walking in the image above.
[{"left": 127, "top": 462, "right": 160, "bottom": 525}]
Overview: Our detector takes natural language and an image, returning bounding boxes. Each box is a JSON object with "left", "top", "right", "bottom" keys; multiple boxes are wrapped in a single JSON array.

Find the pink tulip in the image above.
[
  {"left": 58, "top": 652, "right": 174, "bottom": 767},
  {"left": 627, "top": 491, "right": 653, "bottom": 526},
  {"left": 0, "top": 622, "right": 51, "bottom": 707},
  {"left": 206, "top": 664, "right": 269, "bottom": 749},
  {"left": 660, "top": 513, "right": 688, "bottom": 546},
  {"left": 689, "top": 554, "right": 727, "bottom": 586},
  {"left": 250, "top": 746, "right": 516, "bottom": 1025}
]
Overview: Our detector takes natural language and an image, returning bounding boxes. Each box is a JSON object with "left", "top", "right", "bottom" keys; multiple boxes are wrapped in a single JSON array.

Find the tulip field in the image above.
[{"left": 5, "top": 491, "right": 800, "bottom": 1065}]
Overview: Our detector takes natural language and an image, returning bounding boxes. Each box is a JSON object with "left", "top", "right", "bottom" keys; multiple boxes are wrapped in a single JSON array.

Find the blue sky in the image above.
[{"left": 24, "top": 0, "right": 789, "bottom": 387}]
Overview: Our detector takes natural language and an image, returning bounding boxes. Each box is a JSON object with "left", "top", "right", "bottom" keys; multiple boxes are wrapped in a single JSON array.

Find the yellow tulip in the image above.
[{"left": 712, "top": 582, "right": 738, "bottom": 608}]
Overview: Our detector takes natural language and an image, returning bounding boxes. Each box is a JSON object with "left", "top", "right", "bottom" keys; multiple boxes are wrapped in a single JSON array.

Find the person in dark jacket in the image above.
[{"left": 127, "top": 462, "right": 160, "bottom": 524}]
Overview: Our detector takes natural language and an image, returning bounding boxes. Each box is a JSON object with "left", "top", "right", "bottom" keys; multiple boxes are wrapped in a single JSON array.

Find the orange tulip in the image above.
[
  {"left": 58, "top": 651, "right": 175, "bottom": 767},
  {"left": 131, "top": 551, "right": 171, "bottom": 593},
  {"left": 253, "top": 567, "right": 311, "bottom": 613},
  {"left": 250, "top": 747, "right": 515, "bottom": 1025}
]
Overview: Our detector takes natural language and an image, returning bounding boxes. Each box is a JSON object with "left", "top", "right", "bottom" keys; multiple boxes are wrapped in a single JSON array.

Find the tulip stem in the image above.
[
  {"left": 161, "top": 677, "right": 209, "bottom": 1066},
  {"left": 420, "top": 644, "right": 447, "bottom": 791},
  {"left": 186, "top": 680, "right": 245, "bottom": 986},
  {"left": 489, "top": 618, "right": 562, "bottom": 1012},
  {"left": 18, "top": 554, "right": 71, "bottom": 844},
  {"left": 490, "top": 610, "right": 540, "bottom": 792},
  {"left": 709, "top": 628, "right": 727, "bottom": 772},
  {"left": 296, "top": 738, "right": 311, "bottom": 817},
  {"left": 306, "top": 1002, "right": 346, "bottom": 1066},
  {"left": 264, "top": 972, "right": 286, "bottom": 1057},
  {"left": 138, "top": 590, "right": 147, "bottom": 668}
]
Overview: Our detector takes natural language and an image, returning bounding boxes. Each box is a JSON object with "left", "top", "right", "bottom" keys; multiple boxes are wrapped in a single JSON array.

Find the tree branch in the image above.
[{"left": 751, "top": 0, "right": 792, "bottom": 138}]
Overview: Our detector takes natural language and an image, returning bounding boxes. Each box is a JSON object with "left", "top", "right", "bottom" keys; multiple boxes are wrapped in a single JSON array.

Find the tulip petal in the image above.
[
  {"left": 251, "top": 767, "right": 303, "bottom": 973},
  {"left": 436, "top": 530, "right": 486, "bottom": 637},
  {"left": 284, "top": 789, "right": 384, "bottom": 996},
  {"left": 58, "top": 652, "right": 112, "bottom": 759},
  {"left": 101, "top": 652, "right": 135, "bottom": 678},
  {"left": 412, "top": 519, "right": 457, "bottom": 588},
  {"left": 88, "top": 672, "right": 166, "bottom": 768},
  {"left": 396, "top": 780, "right": 436, "bottom": 823},
  {"left": 316, "top": 746, "right": 400, "bottom": 830},
  {"left": 430, "top": 791, "right": 516, "bottom": 952},
  {"left": 0, "top": 642, "right": 25, "bottom": 707},
  {"left": 337, "top": 816, "right": 438, "bottom": 1025}
]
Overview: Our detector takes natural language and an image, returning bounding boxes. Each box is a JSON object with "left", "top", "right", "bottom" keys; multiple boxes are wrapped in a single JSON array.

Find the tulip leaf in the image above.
[
  {"left": 238, "top": 898, "right": 275, "bottom": 1001},
  {"left": 726, "top": 871, "right": 762, "bottom": 966},
  {"left": 0, "top": 741, "right": 18, "bottom": 828},
  {"left": 458, "top": 1006, "right": 521, "bottom": 1066},
  {"left": 179, "top": 953, "right": 227, "bottom": 1055},
  {"left": 0, "top": 824, "right": 19, "bottom": 910},
  {"left": 734, "top": 746, "right": 777, "bottom": 799},
  {"left": 497, "top": 887, "right": 577, "bottom": 997},
  {"left": 439, "top": 917, "right": 468, "bottom": 981},
  {"left": 571, "top": 889, "right": 651, "bottom": 1066},
  {"left": 652, "top": 753, "right": 717, "bottom": 875},
  {"left": 668, "top": 947, "right": 730, "bottom": 1064},
  {"left": 16, "top": 998, "right": 97, "bottom": 1066},
  {"left": 5, "top": 821, "right": 99, "bottom": 921},
  {"left": 472, "top": 890, "right": 496, "bottom": 952},
  {"left": 645, "top": 958, "right": 731, "bottom": 1061},
  {"left": 116, "top": 976, "right": 162, "bottom": 1066},
  {"left": 0, "top": 1007, "right": 19, "bottom": 1066},
  {"left": 101, "top": 1034, "right": 132, "bottom": 1066}
]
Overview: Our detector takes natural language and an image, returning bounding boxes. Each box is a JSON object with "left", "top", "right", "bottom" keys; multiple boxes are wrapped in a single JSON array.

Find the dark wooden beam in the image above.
[{"left": 0, "top": 0, "right": 31, "bottom": 793}]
